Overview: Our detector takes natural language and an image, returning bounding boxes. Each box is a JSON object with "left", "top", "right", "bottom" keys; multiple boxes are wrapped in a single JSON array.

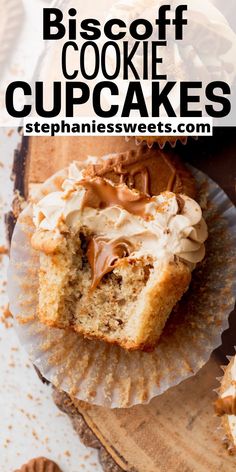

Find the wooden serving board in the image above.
[{"left": 7, "top": 131, "right": 236, "bottom": 472}]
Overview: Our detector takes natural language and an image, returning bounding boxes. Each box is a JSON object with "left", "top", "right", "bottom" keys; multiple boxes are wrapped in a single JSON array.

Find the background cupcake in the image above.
[
  {"left": 107, "top": 0, "right": 236, "bottom": 147},
  {"left": 215, "top": 355, "right": 236, "bottom": 453}
]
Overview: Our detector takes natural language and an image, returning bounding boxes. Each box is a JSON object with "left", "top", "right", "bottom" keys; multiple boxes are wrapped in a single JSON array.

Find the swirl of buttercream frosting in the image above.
[{"left": 33, "top": 163, "right": 207, "bottom": 268}]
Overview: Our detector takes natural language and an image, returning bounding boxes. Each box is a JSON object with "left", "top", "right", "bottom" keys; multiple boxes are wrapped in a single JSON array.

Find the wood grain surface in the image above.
[{"left": 8, "top": 131, "right": 236, "bottom": 472}]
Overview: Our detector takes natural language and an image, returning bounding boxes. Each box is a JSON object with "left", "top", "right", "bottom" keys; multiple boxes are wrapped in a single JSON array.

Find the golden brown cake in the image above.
[{"left": 31, "top": 157, "right": 207, "bottom": 351}]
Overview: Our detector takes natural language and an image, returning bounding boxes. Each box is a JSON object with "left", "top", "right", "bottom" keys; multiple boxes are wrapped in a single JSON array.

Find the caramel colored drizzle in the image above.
[
  {"left": 79, "top": 175, "right": 185, "bottom": 291},
  {"left": 215, "top": 395, "right": 236, "bottom": 417},
  {"left": 85, "top": 148, "right": 189, "bottom": 197},
  {"left": 113, "top": 162, "right": 150, "bottom": 195},
  {"left": 176, "top": 195, "right": 185, "bottom": 214},
  {"left": 167, "top": 169, "right": 177, "bottom": 192},
  {"left": 80, "top": 177, "right": 151, "bottom": 218},
  {"left": 109, "top": 155, "right": 177, "bottom": 195},
  {"left": 87, "top": 236, "right": 133, "bottom": 291}
]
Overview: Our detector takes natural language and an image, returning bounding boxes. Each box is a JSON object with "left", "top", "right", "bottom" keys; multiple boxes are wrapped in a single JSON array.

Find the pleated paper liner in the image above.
[
  {"left": 8, "top": 166, "right": 236, "bottom": 408},
  {"left": 132, "top": 136, "right": 189, "bottom": 149},
  {"left": 215, "top": 354, "right": 236, "bottom": 454}
]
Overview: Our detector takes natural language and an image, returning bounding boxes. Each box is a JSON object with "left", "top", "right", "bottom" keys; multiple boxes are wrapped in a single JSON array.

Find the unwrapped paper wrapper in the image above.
[{"left": 8, "top": 167, "right": 236, "bottom": 408}]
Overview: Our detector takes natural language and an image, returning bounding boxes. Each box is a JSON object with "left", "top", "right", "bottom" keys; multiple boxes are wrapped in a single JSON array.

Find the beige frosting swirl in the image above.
[
  {"left": 33, "top": 163, "right": 208, "bottom": 268},
  {"left": 218, "top": 356, "right": 236, "bottom": 445}
]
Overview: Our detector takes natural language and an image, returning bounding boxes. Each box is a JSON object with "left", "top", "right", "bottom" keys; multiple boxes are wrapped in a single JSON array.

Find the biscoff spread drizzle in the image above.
[
  {"left": 79, "top": 177, "right": 151, "bottom": 218},
  {"left": 215, "top": 395, "right": 236, "bottom": 417},
  {"left": 33, "top": 163, "right": 208, "bottom": 290},
  {"left": 86, "top": 150, "right": 182, "bottom": 197},
  {"left": 112, "top": 162, "right": 150, "bottom": 195},
  {"left": 87, "top": 236, "right": 133, "bottom": 290}
]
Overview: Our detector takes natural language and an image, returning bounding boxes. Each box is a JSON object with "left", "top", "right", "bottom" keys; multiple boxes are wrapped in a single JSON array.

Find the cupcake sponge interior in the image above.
[{"left": 35, "top": 227, "right": 191, "bottom": 351}]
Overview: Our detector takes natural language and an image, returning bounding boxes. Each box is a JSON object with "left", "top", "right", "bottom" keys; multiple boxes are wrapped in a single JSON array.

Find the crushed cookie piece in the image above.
[{"left": 14, "top": 457, "right": 63, "bottom": 472}]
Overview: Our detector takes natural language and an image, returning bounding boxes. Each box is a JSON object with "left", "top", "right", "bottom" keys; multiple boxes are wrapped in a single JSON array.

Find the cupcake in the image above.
[
  {"left": 31, "top": 153, "right": 207, "bottom": 351},
  {"left": 215, "top": 356, "right": 236, "bottom": 452},
  {"left": 30, "top": 148, "right": 204, "bottom": 352},
  {"left": 8, "top": 142, "right": 236, "bottom": 407}
]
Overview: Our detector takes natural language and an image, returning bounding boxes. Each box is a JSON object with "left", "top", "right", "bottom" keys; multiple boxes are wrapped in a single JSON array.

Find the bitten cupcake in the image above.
[
  {"left": 31, "top": 157, "right": 207, "bottom": 351},
  {"left": 215, "top": 356, "right": 236, "bottom": 453},
  {"left": 8, "top": 141, "right": 236, "bottom": 407}
]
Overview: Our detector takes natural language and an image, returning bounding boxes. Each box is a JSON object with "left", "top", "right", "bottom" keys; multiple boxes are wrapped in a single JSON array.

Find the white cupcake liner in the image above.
[{"left": 8, "top": 166, "right": 236, "bottom": 408}]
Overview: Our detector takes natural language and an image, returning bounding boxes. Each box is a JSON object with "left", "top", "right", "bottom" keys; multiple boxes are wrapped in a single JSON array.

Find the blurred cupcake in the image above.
[
  {"left": 215, "top": 355, "right": 236, "bottom": 453},
  {"left": 107, "top": 0, "right": 236, "bottom": 148}
]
